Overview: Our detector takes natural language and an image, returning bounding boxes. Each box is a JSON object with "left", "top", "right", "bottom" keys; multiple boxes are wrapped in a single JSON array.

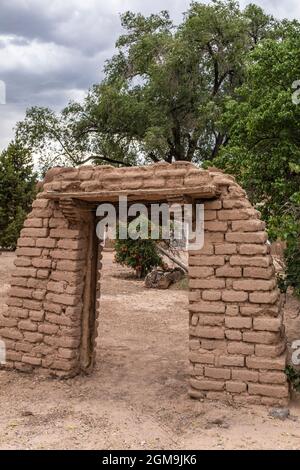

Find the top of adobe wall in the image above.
[{"left": 39, "top": 161, "right": 244, "bottom": 202}]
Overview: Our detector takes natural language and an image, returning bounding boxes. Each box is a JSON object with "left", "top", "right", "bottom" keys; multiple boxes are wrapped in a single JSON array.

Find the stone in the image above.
[{"left": 268, "top": 407, "right": 290, "bottom": 420}]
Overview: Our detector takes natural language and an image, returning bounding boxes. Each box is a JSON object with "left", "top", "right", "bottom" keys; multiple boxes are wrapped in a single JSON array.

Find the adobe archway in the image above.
[{"left": 0, "top": 162, "right": 289, "bottom": 405}]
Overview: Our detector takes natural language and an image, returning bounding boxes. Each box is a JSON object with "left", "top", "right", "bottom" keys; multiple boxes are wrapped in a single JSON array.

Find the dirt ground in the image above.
[{"left": 0, "top": 251, "right": 300, "bottom": 450}]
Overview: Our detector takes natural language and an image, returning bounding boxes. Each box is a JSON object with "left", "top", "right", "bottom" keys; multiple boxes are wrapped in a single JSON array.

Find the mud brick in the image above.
[
  {"left": 231, "top": 220, "right": 265, "bottom": 232},
  {"left": 38, "top": 324, "right": 59, "bottom": 335},
  {"left": 253, "top": 318, "right": 281, "bottom": 332},
  {"left": 259, "top": 371, "right": 287, "bottom": 384},
  {"left": 22, "top": 356, "right": 42, "bottom": 366},
  {"left": 226, "top": 232, "right": 267, "bottom": 243},
  {"left": 202, "top": 290, "right": 222, "bottom": 301},
  {"left": 50, "top": 229, "right": 81, "bottom": 239},
  {"left": 17, "top": 237, "right": 36, "bottom": 247},
  {"left": 23, "top": 332, "right": 43, "bottom": 343},
  {"left": 225, "top": 330, "right": 242, "bottom": 340},
  {"left": 18, "top": 320, "right": 38, "bottom": 332},
  {"left": 227, "top": 341, "right": 254, "bottom": 355},
  {"left": 0, "top": 328, "right": 23, "bottom": 340},
  {"left": 36, "top": 238, "right": 56, "bottom": 248},
  {"left": 248, "top": 383, "right": 288, "bottom": 398},
  {"left": 189, "top": 279, "right": 226, "bottom": 289},
  {"left": 204, "top": 200, "right": 222, "bottom": 210},
  {"left": 189, "top": 351, "right": 215, "bottom": 364},
  {"left": 205, "top": 221, "right": 228, "bottom": 232},
  {"left": 189, "top": 301, "right": 225, "bottom": 314},
  {"left": 21, "top": 228, "right": 49, "bottom": 238},
  {"left": 246, "top": 355, "right": 286, "bottom": 370},
  {"left": 243, "top": 267, "right": 274, "bottom": 279},
  {"left": 226, "top": 381, "right": 247, "bottom": 393},
  {"left": 217, "top": 354, "right": 245, "bottom": 367},
  {"left": 193, "top": 326, "right": 225, "bottom": 339},
  {"left": 190, "top": 378, "right": 225, "bottom": 391},
  {"left": 205, "top": 367, "right": 231, "bottom": 380},
  {"left": 216, "top": 265, "right": 241, "bottom": 277},
  {"left": 222, "top": 290, "right": 248, "bottom": 302},
  {"left": 232, "top": 369, "right": 258, "bottom": 382},
  {"left": 230, "top": 255, "right": 271, "bottom": 268},
  {"left": 255, "top": 342, "right": 286, "bottom": 358},
  {"left": 215, "top": 243, "right": 237, "bottom": 254},
  {"left": 249, "top": 290, "right": 279, "bottom": 304},
  {"left": 243, "top": 331, "right": 279, "bottom": 344},
  {"left": 225, "top": 317, "right": 252, "bottom": 329},
  {"left": 239, "top": 244, "right": 268, "bottom": 255},
  {"left": 233, "top": 279, "right": 275, "bottom": 291},
  {"left": 12, "top": 268, "right": 36, "bottom": 278}
]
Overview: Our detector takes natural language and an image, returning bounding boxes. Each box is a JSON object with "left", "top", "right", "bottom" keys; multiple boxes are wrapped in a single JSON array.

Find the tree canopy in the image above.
[
  {"left": 0, "top": 142, "right": 37, "bottom": 249},
  {"left": 16, "top": 1, "right": 279, "bottom": 173}
]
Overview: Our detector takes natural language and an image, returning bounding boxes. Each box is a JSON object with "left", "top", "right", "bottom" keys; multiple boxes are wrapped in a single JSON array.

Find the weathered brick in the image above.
[
  {"left": 226, "top": 232, "right": 267, "bottom": 244},
  {"left": 205, "top": 367, "right": 231, "bottom": 380},
  {"left": 189, "top": 256, "right": 224, "bottom": 266},
  {"left": 197, "top": 315, "right": 224, "bottom": 326},
  {"left": 255, "top": 342, "right": 286, "bottom": 358},
  {"left": 38, "top": 324, "right": 59, "bottom": 335},
  {"left": 23, "top": 332, "right": 43, "bottom": 343},
  {"left": 204, "top": 200, "right": 222, "bottom": 210},
  {"left": 246, "top": 354, "right": 286, "bottom": 370},
  {"left": 189, "top": 351, "right": 215, "bottom": 364},
  {"left": 46, "top": 293, "right": 80, "bottom": 306},
  {"left": 18, "top": 320, "right": 38, "bottom": 332},
  {"left": 21, "top": 228, "right": 49, "bottom": 238},
  {"left": 216, "top": 265, "right": 242, "bottom": 278},
  {"left": 189, "top": 301, "right": 225, "bottom": 314},
  {"left": 215, "top": 243, "right": 237, "bottom": 255},
  {"left": 17, "top": 237, "right": 36, "bottom": 247},
  {"left": 239, "top": 244, "right": 268, "bottom": 255},
  {"left": 190, "top": 378, "right": 224, "bottom": 391},
  {"left": 10, "top": 287, "right": 33, "bottom": 299},
  {"left": 23, "top": 299, "right": 42, "bottom": 311},
  {"left": 243, "top": 331, "right": 279, "bottom": 344},
  {"left": 222, "top": 290, "right": 248, "bottom": 302},
  {"left": 202, "top": 290, "right": 222, "bottom": 301},
  {"left": 56, "top": 260, "right": 84, "bottom": 272},
  {"left": 225, "top": 317, "right": 252, "bottom": 329},
  {"left": 50, "top": 229, "right": 81, "bottom": 239},
  {"left": 32, "top": 258, "right": 51, "bottom": 268},
  {"left": 12, "top": 268, "right": 36, "bottom": 278},
  {"left": 204, "top": 210, "right": 216, "bottom": 220},
  {"left": 249, "top": 290, "right": 279, "bottom": 304},
  {"left": 22, "top": 356, "right": 42, "bottom": 366},
  {"left": 227, "top": 341, "right": 254, "bottom": 355},
  {"left": 23, "top": 218, "right": 43, "bottom": 228},
  {"left": 232, "top": 220, "right": 265, "bottom": 232},
  {"left": 233, "top": 279, "right": 275, "bottom": 292},
  {"left": 0, "top": 328, "right": 23, "bottom": 340},
  {"left": 253, "top": 318, "right": 281, "bottom": 332},
  {"left": 218, "top": 209, "right": 250, "bottom": 220},
  {"left": 243, "top": 267, "right": 274, "bottom": 279},
  {"left": 205, "top": 221, "right": 227, "bottom": 232},
  {"left": 259, "top": 371, "right": 287, "bottom": 384},
  {"left": 217, "top": 355, "right": 245, "bottom": 367},
  {"left": 248, "top": 383, "right": 288, "bottom": 398},
  {"left": 230, "top": 256, "right": 271, "bottom": 268},
  {"left": 189, "top": 279, "right": 225, "bottom": 289},
  {"left": 193, "top": 326, "right": 225, "bottom": 339},
  {"left": 232, "top": 369, "right": 258, "bottom": 382},
  {"left": 225, "top": 330, "right": 242, "bottom": 340},
  {"left": 226, "top": 381, "right": 247, "bottom": 393},
  {"left": 36, "top": 238, "right": 56, "bottom": 248}
]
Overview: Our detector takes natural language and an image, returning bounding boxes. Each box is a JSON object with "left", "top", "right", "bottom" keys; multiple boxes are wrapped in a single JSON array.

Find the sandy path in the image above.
[{"left": 0, "top": 251, "right": 299, "bottom": 450}]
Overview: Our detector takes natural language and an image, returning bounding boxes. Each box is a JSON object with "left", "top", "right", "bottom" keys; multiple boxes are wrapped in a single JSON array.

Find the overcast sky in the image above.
[{"left": 0, "top": 0, "right": 299, "bottom": 150}]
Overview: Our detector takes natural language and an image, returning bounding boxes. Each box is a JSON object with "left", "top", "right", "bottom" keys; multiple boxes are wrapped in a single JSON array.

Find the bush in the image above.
[{"left": 114, "top": 236, "right": 163, "bottom": 278}]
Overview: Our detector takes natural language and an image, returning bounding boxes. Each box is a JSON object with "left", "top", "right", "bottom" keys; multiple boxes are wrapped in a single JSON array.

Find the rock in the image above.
[
  {"left": 269, "top": 407, "right": 290, "bottom": 420},
  {"left": 145, "top": 267, "right": 185, "bottom": 289}
]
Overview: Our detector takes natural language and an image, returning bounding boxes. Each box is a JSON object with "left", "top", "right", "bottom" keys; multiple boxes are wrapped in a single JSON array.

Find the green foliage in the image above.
[
  {"left": 114, "top": 219, "right": 164, "bottom": 278},
  {"left": 285, "top": 365, "right": 300, "bottom": 393},
  {"left": 212, "top": 24, "right": 300, "bottom": 294},
  {"left": 16, "top": 1, "right": 279, "bottom": 172},
  {"left": 115, "top": 237, "right": 163, "bottom": 278},
  {"left": 0, "top": 142, "right": 37, "bottom": 249}
]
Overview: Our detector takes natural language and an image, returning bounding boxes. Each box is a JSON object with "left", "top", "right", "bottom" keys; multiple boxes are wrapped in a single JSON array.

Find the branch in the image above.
[{"left": 156, "top": 245, "right": 188, "bottom": 273}]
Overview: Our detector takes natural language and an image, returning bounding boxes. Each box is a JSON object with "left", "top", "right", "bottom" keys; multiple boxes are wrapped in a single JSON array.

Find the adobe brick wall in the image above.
[
  {"left": 0, "top": 162, "right": 289, "bottom": 405},
  {"left": 188, "top": 169, "right": 288, "bottom": 406}
]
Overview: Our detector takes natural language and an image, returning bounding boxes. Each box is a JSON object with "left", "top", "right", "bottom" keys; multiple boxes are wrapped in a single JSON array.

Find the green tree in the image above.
[
  {"left": 0, "top": 142, "right": 37, "bottom": 249},
  {"left": 16, "top": 1, "right": 277, "bottom": 172},
  {"left": 212, "top": 25, "right": 300, "bottom": 293}
]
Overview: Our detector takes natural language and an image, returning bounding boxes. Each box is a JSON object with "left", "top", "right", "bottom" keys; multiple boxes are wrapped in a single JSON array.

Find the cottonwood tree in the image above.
[
  {"left": 212, "top": 23, "right": 300, "bottom": 294},
  {"left": 16, "top": 1, "right": 277, "bottom": 173}
]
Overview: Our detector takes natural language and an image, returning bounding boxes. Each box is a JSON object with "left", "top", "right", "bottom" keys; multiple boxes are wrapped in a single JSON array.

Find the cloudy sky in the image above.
[{"left": 0, "top": 0, "right": 299, "bottom": 150}]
